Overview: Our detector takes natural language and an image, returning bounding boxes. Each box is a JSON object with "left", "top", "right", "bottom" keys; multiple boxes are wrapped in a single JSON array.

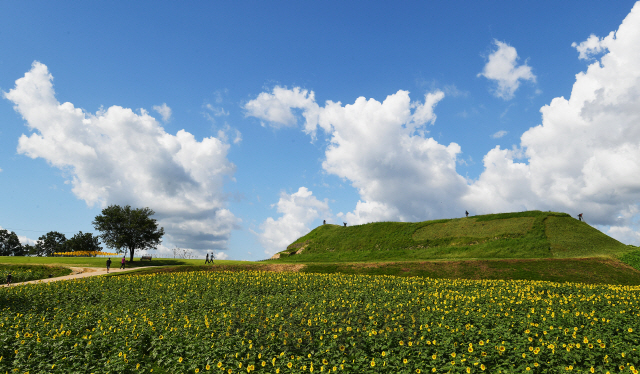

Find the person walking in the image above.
[
  {"left": 578, "top": 213, "right": 583, "bottom": 221},
  {"left": 120, "top": 256, "right": 126, "bottom": 270},
  {"left": 205, "top": 253, "right": 210, "bottom": 264},
  {"left": 465, "top": 210, "right": 469, "bottom": 217},
  {"left": 210, "top": 253, "right": 215, "bottom": 265},
  {"left": 106, "top": 258, "right": 112, "bottom": 273},
  {"left": 6, "top": 272, "right": 12, "bottom": 286}
]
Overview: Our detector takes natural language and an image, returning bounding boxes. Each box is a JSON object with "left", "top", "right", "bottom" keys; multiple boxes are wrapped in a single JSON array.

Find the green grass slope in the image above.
[{"left": 271, "top": 210, "right": 631, "bottom": 263}]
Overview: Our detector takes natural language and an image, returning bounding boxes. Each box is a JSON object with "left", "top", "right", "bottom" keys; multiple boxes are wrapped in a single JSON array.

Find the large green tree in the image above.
[
  {"left": 92, "top": 205, "right": 164, "bottom": 261},
  {"left": 0, "top": 229, "right": 24, "bottom": 256},
  {"left": 65, "top": 231, "right": 102, "bottom": 254},
  {"left": 35, "top": 231, "right": 67, "bottom": 257}
]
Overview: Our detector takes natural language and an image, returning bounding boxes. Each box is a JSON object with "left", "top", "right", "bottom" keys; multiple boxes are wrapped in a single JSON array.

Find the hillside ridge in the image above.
[{"left": 271, "top": 210, "right": 630, "bottom": 263}]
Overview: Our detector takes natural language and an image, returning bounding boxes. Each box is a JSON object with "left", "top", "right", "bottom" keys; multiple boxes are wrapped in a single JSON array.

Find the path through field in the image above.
[{"left": 1, "top": 266, "right": 140, "bottom": 287}]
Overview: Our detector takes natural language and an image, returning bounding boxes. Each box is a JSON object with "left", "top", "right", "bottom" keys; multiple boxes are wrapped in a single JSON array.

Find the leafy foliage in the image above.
[
  {"left": 620, "top": 248, "right": 640, "bottom": 272},
  {"left": 92, "top": 205, "right": 164, "bottom": 261},
  {"left": 0, "top": 271, "right": 638, "bottom": 373},
  {"left": 0, "top": 229, "right": 24, "bottom": 256},
  {"left": 0, "top": 264, "right": 71, "bottom": 283},
  {"left": 34, "top": 231, "right": 67, "bottom": 257},
  {"left": 64, "top": 231, "right": 102, "bottom": 253}
]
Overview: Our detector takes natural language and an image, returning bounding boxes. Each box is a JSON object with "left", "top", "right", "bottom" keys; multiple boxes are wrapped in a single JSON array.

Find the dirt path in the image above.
[{"left": 2, "top": 266, "right": 140, "bottom": 287}]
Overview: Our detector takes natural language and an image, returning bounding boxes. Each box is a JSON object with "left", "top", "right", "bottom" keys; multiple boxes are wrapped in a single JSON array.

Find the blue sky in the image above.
[{"left": 2, "top": 1, "right": 640, "bottom": 260}]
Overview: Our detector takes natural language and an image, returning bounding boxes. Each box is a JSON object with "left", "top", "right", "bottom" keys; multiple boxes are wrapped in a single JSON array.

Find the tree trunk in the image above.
[{"left": 129, "top": 247, "right": 135, "bottom": 262}]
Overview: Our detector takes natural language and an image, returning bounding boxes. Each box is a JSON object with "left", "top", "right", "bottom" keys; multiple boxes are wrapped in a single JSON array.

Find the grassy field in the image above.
[
  {"left": 0, "top": 256, "right": 251, "bottom": 268},
  {"left": 272, "top": 211, "right": 631, "bottom": 262},
  {"left": 1, "top": 210, "right": 639, "bottom": 286}
]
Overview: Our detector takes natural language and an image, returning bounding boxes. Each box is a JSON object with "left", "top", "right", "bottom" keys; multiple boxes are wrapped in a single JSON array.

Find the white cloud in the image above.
[
  {"left": 4, "top": 62, "right": 238, "bottom": 251},
  {"left": 466, "top": 2, "right": 640, "bottom": 227},
  {"left": 247, "top": 88, "right": 465, "bottom": 225},
  {"left": 153, "top": 103, "right": 172, "bottom": 122},
  {"left": 244, "top": 86, "right": 319, "bottom": 130},
  {"left": 478, "top": 40, "right": 536, "bottom": 100},
  {"left": 606, "top": 226, "right": 640, "bottom": 246},
  {"left": 247, "top": 2, "right": 640, "bottom": 246},
  {"left": 572, "top": 32, "right": 616, "bottom": 60},
  {"left": 205, "top": 103, "right": 229, "bottom": 117},
  {"left": 257, "top": 187, "right": 330, "bottom": 256},
  {"left": 18, "top": 235, "right": 37, "bottom": 246},
  {"left": 491, "top": 130, "right": 508, "bottom": 139}
]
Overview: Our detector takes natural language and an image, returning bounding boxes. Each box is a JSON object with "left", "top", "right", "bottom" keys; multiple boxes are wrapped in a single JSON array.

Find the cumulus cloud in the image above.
[
  {"left": 4, "top": 62, "right": 238, "bottom": 251},
  {"left": 247, "top": 88, "right": 466, "bottom": 225},
  {"left": 18, "top": 235, "right": 37, "bottom": 246},
  {"left": 257, "top": 187, "right": 330, "bottom": 256},
  {"left": 572, "top": 32, "right": 616, "bottom": 60},
  {"left": 491, "top": 130, "right": 508, "bottom": 139},
  {"left": 153, "top": 103, "right": 172, "bottom": 122},
  {"left": 606, "top": 226, "right": 640, "bottom": 246},
  {"left": 478, "top": 40, "right": 536, "bottom": 100},
  {"left": 466, "top": 2, "right": 640, "bottom": 226},
  {"left": 244, "top": 86, "right": 319, "bottom": 130},
  {"left": 247, "top": 2, "right": 640, "bottom": 246}
]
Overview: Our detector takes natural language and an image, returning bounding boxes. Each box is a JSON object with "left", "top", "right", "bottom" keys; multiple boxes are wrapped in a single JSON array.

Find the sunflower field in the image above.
[{"left": 0, "top": 271, "right": 638, "bottom": 373}]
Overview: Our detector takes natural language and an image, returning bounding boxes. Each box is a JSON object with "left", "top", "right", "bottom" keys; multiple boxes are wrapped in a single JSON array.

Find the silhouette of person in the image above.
[
  {"left": 106, "top": 258, "right": 112, "bottom": 273},
  {"left": 465, "top": 211, "right": 469, "bottom": 217},
  {"left": 205, "top": 253, "right": 210, "bottom": 264},
  {"left": 578, "top": 213, "right": 583, "bottom": 221}
]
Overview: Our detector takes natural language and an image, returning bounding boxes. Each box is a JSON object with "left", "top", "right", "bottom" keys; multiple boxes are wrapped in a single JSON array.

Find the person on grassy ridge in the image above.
[
  {"left": 210, "top": 253, "right": 215, "bottom": 265},
  {"left": 106, "top": 258, "right": 112, "bottom": 273},
  {"left": 120, "top": 256, "right": 126, "bottom": 270},
  {"left": 578, "top": 213, "right": 583, "bottom": 221},
  {"left": 205, "top": 253, "right": 210, "bottom": 264},
  {"left": 465, "top": 210, "right": 469, "bottom": 217}
]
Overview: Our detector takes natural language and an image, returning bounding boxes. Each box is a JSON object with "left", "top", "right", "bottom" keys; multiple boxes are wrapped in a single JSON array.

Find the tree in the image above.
[
  {"left": 92, "top": 205, "right": 164, "bottom": 262},
  {"left": 35, "top": 231, "right": 67, "bottom": 257},
  {"left": 65, "top": 231, "right": 102, "bottom": 254},
  {"left": 24, "top": 244, "right": 37, "bottom": 256},
  {"left": 0, "top": 229, "right": 24, "bottom": 256}
]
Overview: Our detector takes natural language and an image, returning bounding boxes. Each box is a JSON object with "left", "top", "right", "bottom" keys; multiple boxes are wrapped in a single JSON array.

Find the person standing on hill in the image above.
[
  {"left": 205, "top": 253, "right": 210, "bottom": 264},
  {"left": 120, "top": 256, "right": 126, "bottom": 270},
  {"left": 106, "top": 258, "right": 112, "bottom": 273},
  {"left": 465, "top": 210, "right": 469, "bottom": 217},
  {"left": 578, "top": 213, "right": 583, "bottom": 221}
]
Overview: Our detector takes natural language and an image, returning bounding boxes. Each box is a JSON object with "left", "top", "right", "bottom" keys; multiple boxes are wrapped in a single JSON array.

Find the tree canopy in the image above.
[
  {"left": 92, "top": 205, "right": 164, "bottom": 261},
  {"left": 0, "top": 229, "right": 24, "bottom": 256},
  {"left": 65, "top": 231, "right": 102, "bottom": 253},
  {"left": 34, "top": 231, "right": 67, "bottom": 257}
]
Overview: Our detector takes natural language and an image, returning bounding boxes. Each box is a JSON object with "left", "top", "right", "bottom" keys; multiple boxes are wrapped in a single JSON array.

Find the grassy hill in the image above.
[{"left": 272, "top": 210, "right": 631, "bottom": 262}]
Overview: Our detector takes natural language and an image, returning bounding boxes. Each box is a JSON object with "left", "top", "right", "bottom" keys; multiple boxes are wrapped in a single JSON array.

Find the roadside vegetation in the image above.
[{"left": 0, "top": 264, "right": 71, "bottom": 283}]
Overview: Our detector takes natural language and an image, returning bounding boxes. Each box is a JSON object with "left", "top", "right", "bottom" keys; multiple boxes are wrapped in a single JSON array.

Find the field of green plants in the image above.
[
  {"left": 0, "top": 264, "right": 71, "bottom": 283},
  {"left": 1, "top": 271, "right": 639, "bottom": 373}
]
